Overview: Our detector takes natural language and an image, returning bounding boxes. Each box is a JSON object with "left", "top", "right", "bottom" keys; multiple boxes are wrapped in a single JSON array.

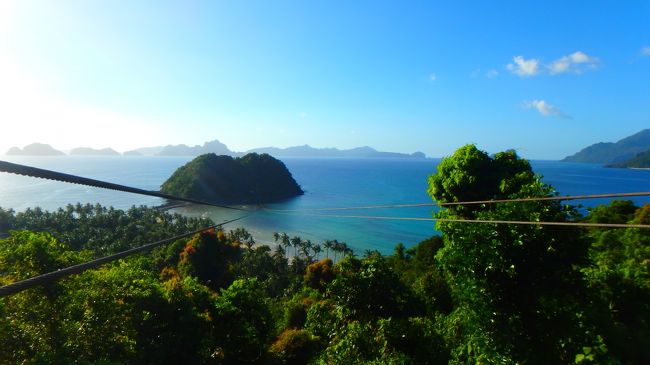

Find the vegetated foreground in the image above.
[
  {"left": 1, "top": 144, "right": 648, "bottom": 364},
  {"left": 161, "top": 152, "right": 304, "bottom": 204}
]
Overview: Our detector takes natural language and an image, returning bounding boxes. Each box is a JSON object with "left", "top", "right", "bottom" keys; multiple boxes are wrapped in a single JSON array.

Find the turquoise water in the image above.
[{"left": 1, "top": 156, "right": 650, "bottom": 254}]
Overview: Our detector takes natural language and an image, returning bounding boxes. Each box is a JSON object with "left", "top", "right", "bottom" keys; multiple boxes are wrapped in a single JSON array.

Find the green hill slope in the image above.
[
  {"left": 161, "top": 153, "right": 303, "bottom": 204},
  {"left": 609, "top": 149, "right": 650, "bottom": 168},
  {"left": 563, "top": 129, "right": 650, "bottom": 164}
]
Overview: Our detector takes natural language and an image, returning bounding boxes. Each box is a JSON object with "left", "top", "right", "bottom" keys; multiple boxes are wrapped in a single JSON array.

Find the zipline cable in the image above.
[
  {"left": 265, "top": 209, "right": 650, "bottom": 229},
  {"left": 0, "top": 212, "right": 253, "bottom": 298},
  {"left": 265, "top": 191, "right": 650, "bottom": 212},
  {"left": 0, "top": 160, "right": 247, "bottom": 211}
]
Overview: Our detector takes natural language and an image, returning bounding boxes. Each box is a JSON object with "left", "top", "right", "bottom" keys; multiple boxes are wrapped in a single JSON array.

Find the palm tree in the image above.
[
  {"left": 301, "top": 239, "right": 313, "bottom": 261},
  {"left": 290, "top": 236, "right": 302, "bottom": 258},
  {"left": 312, "top": 243, "right": 322, "bottom": 261},
  {"left": 332, "top": 240, "right": 342, "bottom": 262},
  {"left": 323, "top": 240, "right": 333, "bottom": 259}
]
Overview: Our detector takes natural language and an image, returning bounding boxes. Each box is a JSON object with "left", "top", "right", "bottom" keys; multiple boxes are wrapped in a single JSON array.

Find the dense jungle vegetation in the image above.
[{"left": 0, "top": 144, "right": 648, "bottom": 364}]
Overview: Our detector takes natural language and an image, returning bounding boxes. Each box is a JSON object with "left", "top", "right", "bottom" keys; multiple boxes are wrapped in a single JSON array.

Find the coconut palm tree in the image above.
[
  {"left": 323, "top": 240, "right": 333, "bottom": 259},
  {"left": 312, "top": 243, "right": 322, "bottom": 260}
]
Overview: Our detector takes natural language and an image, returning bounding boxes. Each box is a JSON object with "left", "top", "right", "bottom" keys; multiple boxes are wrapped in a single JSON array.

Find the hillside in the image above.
[
  {"left": 161, "top": 153, "right": 303, "bottom": 203},
  {"left": 563, "top": 129, "right": 650, "bottom": 164},
  {"left": 609, "top": 149, "right": 650, "bottom": 168},
  {"left": 5, "top": 143, "right": 65, "bottom": 156}
]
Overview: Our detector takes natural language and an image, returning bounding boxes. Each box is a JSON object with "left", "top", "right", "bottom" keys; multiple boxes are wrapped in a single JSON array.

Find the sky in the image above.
[{"left": 0, "top": 0, "right": 648, "bottom": 159}]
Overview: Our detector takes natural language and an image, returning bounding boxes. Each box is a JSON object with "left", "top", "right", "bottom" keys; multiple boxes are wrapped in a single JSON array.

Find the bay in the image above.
[{"left": 1, "top": 156, "right": 649, "bottom": 254}]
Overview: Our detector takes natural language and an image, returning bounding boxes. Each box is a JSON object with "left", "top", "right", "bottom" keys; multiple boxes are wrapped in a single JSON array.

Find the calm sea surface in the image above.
[{"left": 1, "top": 156, "right": 649, "bottom": 254}]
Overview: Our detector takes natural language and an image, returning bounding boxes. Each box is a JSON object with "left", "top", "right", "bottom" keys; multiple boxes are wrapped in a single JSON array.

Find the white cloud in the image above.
[
  {"left": 548, "top": 51, "right": 598, "bottom": 74},
  {"left": 642, "top": 46, "right": 650, "bottom": 56},
  {"left": 506, "top": 51, "right": 599, "bottom": 77},
  {"left": 507, "top": 56, "right": 540, "bottom": 77},
  {"left": 485, "top": 69, "right": 499, "bottom": 78},
  {"left": 299, "top": 112, "right": 307, "bottom": 118},
  {"left": 429, "top": 73, "right": 437, "bottom": 81},
  {"left": 524, "top": 100, "right": 571, "bottom": 119}
]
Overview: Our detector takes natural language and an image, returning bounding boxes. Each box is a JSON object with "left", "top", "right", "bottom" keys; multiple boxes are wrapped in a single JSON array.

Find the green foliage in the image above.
[
  {"left": 177, "top": 229, "right": 241, "bottom": 290},
  {"left": 429, "top": 144, "right": 590, "bottom": 363},
  {"left": 581, "top": 203, "right": 650, "bottom": 363},
  {"left": 0, "top": 231, "right": 90, "bottom": 364},
  {"left": 269, "top": 328, "right": 320, "bottom": 364},
  {"left": 584, "top": 200, "right": 637, "bottom": 225},
  {"left": 0, "top": 230, "right": 91, "bottom": 282},
  {"left": 0, "top": 203, "right": 214, "bottom": 257},
  {"left": 160, "top": 152, "right": 303, "bottom": 204},
  {"left": 212, "top": 278, "right": 275, "bottom": 363},
  {"left": 282, "top": 288, "right": 320, "bottom": 329},
  {"left": 328, "top": 256, "right": 418, "bottom": 320},
  {"left": 236, "top": 244, "right": 291, "bottom": 297},
  {"left": 609, "top": 148, "right": 650, "bottom": 168},
  {"left": 303, "top": 258, "right": 335, "bottom": 292}
]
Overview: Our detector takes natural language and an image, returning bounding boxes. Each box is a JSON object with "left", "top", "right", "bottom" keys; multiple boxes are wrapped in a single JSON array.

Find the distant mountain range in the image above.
[
  {"left": 246, "top": 145, "right": 426, "bottom": 159},
  {"left": 563, "top": 129, "right": 650, "bottom": 164},
  {"left": 4, "top": 141, "right": 427, "bottom": 159}
]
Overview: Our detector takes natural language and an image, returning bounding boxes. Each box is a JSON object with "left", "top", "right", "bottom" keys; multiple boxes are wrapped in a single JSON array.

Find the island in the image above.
[
  {"left": 70, "top": 147, "right": 120, "bottom": 156},
  {"left": 5, "top": 143, "right": 65, "bottom": 156},
  {"left": 161, "top": 153, "right": 304, "bottom": 204}
]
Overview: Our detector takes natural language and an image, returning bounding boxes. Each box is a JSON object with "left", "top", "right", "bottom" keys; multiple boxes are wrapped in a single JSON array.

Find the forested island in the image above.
[
  {"left": 161, "top": 153, "right": 304, "bottom": 204},
  {"left": 0, "top": 144, "right": 648, "bottom": 364}
]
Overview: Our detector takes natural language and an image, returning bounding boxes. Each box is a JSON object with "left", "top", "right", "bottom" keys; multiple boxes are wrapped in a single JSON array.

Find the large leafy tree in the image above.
[{"left": 428, "top": 144, "right": 589, "bottom": 364}]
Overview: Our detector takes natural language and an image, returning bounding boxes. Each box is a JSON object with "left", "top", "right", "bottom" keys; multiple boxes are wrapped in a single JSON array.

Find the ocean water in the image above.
[{"left": 1, "top": 156, "right": 649, "bottom": 254}]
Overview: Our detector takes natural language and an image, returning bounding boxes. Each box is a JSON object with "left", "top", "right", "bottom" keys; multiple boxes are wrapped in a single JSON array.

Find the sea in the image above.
[{"left": 1, "top": 156, "right": 649, "bottom": 254}]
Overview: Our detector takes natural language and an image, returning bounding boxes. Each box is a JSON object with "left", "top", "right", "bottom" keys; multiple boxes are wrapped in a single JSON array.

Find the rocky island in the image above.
[
  {"left": 6, "top": 143, "right": 65, "bottom": 156},
  {"left": 161, "top": 153, "right": 303, "bottom": 204}
]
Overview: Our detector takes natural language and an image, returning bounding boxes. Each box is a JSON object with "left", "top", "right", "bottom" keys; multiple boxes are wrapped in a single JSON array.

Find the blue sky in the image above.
[{"left": 0, "top": 0, "right": 648, "bottom": 159}]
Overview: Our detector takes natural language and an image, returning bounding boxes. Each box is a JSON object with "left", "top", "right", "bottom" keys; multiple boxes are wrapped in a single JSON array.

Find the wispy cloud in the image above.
[
  {"left": 299, "top": 112, "right": 307, "bottom": 118},
  {"left": 507, "top": 56, "right": 540, "bottom": 77},
  {"left": 429, "top": 73, "right": 437, "bottom": 81},
  {"left": 507, "top": 51, "right": 598, "bottom": 77},
  {"left": 524, "top": 100, "right": 571, "bottom": 119},
  {"left": 485, "top": 69, "right": 499, "bottom": 78},
  {"left": 471, "top": 69, "right": 498, "bottom": 78},
  {"left": 642, "top": 46, "right": 650, "bottom": 56},
  {"left": 548, "top": 51, "right": 599, "bottom": 74}
]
